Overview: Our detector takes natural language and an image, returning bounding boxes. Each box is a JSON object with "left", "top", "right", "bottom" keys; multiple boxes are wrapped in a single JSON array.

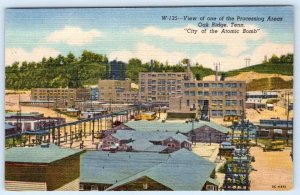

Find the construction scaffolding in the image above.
[{"left": 223, "top": 102, "right": 252, "bottom": 191}]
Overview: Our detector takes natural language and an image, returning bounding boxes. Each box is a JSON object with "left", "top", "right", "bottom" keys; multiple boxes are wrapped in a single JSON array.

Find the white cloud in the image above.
[
  {"left": 139, "top": 24, "right": 267, "bottom": 56},
  {"left": 5, "top": 47, "right": 60, "bottom": 65},
  {"left": 109, "top": 42, "right": 186, "bottom": 65},
  {"left": 46, "top": 26, "right": 102, "bottom": 46},
  {"left": 109, "top": 42, "right": 293, "bottom": 71},
  {"left": 191, "top": 42, "right": 293, "bottom": 71}
]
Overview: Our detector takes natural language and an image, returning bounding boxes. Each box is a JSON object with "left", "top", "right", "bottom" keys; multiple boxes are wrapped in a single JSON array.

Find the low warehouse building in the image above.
[
  {"left": 5, "top": 144, "right": 85, "bottom": 191},
  {"left": 102, "top": 130, "right": 191, "bottom": 152},
  {"left": 114, "top": 120, "right": 231, "bottom": 143},
  {"left": 80, "top": 149, "right": 219, "bottom": 191}
]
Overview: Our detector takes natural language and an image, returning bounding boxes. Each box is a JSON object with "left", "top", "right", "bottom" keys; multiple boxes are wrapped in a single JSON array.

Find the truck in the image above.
[{"left": 263, "top": 140, "right": 285, "bottom": 152}]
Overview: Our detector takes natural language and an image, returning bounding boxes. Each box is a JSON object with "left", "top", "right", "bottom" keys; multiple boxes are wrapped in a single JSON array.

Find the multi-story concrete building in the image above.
[
  {"left": 98, "top": 79, "right": 138, "bottom": 103},
  {"left": 173, "top": 80, "right": 247, "bottom": 118},
  {"left": 138, "top": 72, "right": 191, "bottom": 102},
  {"left": 31, "top": 88, "right": 90, "bottom": 107},
  {"left": 139, "top": 70, "right": 246, "bottom": 118}
]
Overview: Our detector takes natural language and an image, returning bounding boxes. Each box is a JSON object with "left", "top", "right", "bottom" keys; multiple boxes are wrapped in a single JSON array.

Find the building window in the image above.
[
  {"left": 198, "top": 83, "right": 203, "bottom": 87},
  {"left": 91, "top": 185, "right": 98, "bottom": 191},
  {"left": 218, "top": 83, "right": 223, "bottom": 88},
  {"left": 184, "top": 83, "right": 189, "bottom": 88},
  {"left": 187, "top": 100, "right": 190, "bottom": 106},
  {"left": 212, "top": 110, "right": 218, "bottom": 116},
  {"left": 225, "top": 83, "right": 231, "bottom": 88},
  {"left": 232, "top": 91, "right": 237, "bottom": 96},
  {"left": 190, "top": 91, "right": 195, "bottom": 96},
  {"left": 198, "top": 100, "right": 204, "bottom": 105},
  {"left": 198, "top": 91, "right": 203, "bottom": 96},
  {"left": 212, "top": 83, "right": 217, "bottom": 88},
  {"left": 190, "top": 83, "right": 195, "bottom": 87},
  {"left": 206, "top": 185, "right": 215, "bottom": 191},
  {"left": 79, "top": 184, "right": 84, "bottom": 191},
  {"left": 232, "top": 100, "right": 238, "bottom": 106},
  {"left": 225, "top": 100, "right": 231, "bottom": 106},
  {"left": 218, "top": 91, "right": 223, "bottom": 96},
  {"left": 212, "top": 91, "right": 217, "bottom": 96},
  {"left": 204, "top": 83, "right": 209, "bottom": 87},
  {"left": 204, "top": 91, "right": 209, "bottom": 96},
  {"left": 143, "top": 183, "right": 148, "bottom": 190},
  {"left": 184, "top": 91, "right": 189, "bottom": 96}
]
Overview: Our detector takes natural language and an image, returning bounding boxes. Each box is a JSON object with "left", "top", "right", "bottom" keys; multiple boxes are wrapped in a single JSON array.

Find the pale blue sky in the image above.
[{"left": 5, "top": 6, "right": 294, "bottom": 70}]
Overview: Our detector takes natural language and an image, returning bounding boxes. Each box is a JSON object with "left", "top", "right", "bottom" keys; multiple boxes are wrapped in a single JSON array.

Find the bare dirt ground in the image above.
[
  {"left": 211, "top": 105, "right": 293, "bottom": 126},
  {"left": 5, "top": 90, "right": 76, "bottom": 123},
  {"left": 250, "top": 146, "right": 293, "bottom": 191},
  {"left": 203, "top": 72, "right": 293, "bottom": 83},
  {"left": 192, "top": 143, "right": 226, "bottom": 189}
]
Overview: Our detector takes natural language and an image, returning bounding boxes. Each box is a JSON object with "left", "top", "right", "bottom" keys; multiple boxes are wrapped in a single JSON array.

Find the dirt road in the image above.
[{"left": 250, "top": 146, "right": 293, "bottom": 191}]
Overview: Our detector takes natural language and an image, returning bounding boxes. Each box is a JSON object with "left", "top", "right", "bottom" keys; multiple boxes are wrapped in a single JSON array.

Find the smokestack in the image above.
[
  {"left": 106, "top": 62, "right": 110, "bottom": 79},
  {"left": 221, "top": 73, "right": 225, "bottom": 81},
  {"left": 187, "top": 59, "right": 191, "bottom": 75},
  {"left": 150, "top": 59, "right": 154, "bottom": 72},
  {"left": 214, "top": 63, "right": 219, "bottom": 81}
]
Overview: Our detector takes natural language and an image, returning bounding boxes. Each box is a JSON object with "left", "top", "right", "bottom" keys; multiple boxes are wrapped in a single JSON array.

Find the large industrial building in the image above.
[
  {"left": 30, "top": 88, "right": 90, "bottom": 107},
  {"left": 138, "top": 61, "right": 246, "bottom": 118},
  {"left": 169, "top": 79, "right": 246, "bottom": 118},
  {"left": 98, "top": 79, "right": 138, "bottom": 103},
  {"left": 138, "top": 72, "right": 192, "bottom": 102},
  {"left": 98, "top": 60, "right": 138, "bottom": 103}
]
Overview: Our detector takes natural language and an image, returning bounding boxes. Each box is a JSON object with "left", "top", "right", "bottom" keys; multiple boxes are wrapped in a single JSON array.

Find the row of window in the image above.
[
  {"left": 140, "top": 86, "right": 182, "bottom": 92},
  {"left": 184, "top": 82, "right": 242, "bottom": 88},
  {"left": 140, "top": 79, "right": 182, "bottom": 85},
  {"left": 140, "top": 73, "right": 183, "bottom": 78},
  {"left": 184, "top": 91, "right": 240, "bottom": 96}
]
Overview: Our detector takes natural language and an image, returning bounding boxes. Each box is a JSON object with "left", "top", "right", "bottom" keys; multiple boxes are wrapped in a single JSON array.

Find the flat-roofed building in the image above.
[
  {"left": 138, "top": 72, "right": 191, "bottom": 102},
  {"left": 98, "top": 79, "right": 138, "bottom": 103},
  {"left": 257, "top": 119, "right": 293, "bottom": 138},
  {"left": 5, "top": 112, "right": 66, "bottom": 133},
  {"left": 174, "top": 80, "right": 246, "bottom": 118},
  {"left": 139, "top": 71, "right": 246, "bottom": 118},
  {"left": 31, "top": 88, "right": 90, "bottom": 107}
]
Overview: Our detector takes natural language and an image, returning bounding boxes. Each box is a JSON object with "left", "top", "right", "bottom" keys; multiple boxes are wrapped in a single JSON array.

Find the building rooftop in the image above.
[
  {"left": 81, "top": 149, "right": 218, "bottom": 191},
  {"left": 113, "top": 130, "right": 190, "bottom": 143},
  {"left": 259, "top": 119, "right": 293, "bottom": 128},
  {"left": 5, "top": 123, "right": 15, "bottom": 130},
  {"left": 5, "top": 112, "right": 43, "bottom": 118},
  {"left": 123, "top": 120, "right": 231, "bottom": 134},
  {"left": 5, "top": 144, "right": 84, "bottom": 164},
  {"left": 20, "top": 100, "right": 55, "bottom": 103},
  {"left": 126, "top": 139, "right": 168, "bottom": 152}
]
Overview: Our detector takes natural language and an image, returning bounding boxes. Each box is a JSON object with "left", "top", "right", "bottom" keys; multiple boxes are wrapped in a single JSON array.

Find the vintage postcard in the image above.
[{"left": 4, "top": 6, "right": 293, "bottom": 191}]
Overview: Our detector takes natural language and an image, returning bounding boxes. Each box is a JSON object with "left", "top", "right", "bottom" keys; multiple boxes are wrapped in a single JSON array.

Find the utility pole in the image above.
[
  {"left": 286, "top": 92, "right": 290, "bottom": 145},
  {"left": 47, "top": 88, "right": 50, "bottom": 109}
]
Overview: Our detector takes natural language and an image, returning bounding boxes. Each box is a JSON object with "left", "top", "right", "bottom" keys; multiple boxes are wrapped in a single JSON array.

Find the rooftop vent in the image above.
[{"left": 41, "top": 143, "right": 50, "bottom": 148}]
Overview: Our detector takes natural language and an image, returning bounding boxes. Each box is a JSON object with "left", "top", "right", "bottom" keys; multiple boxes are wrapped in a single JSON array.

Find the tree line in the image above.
[
  {"left": 6, "top": 51, "right": 293, "bottom": 90},
  {"left": 5, "top": 51, "right": 215, "bottom": 90},
  {"left": 262, "top": 53, "right": 293, "bottom": 64}
]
